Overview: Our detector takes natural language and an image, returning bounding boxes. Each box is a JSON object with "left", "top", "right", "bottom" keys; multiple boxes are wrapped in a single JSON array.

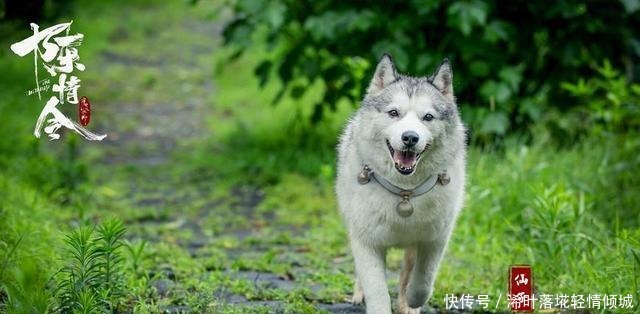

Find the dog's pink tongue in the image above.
[{"left": 394, "top": 150, "right": 416, "bottom": 168}]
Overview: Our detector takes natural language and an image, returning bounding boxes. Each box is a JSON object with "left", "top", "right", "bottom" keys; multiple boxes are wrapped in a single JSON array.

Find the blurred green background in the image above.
[{"left": 1, "top": 0, "right": 639, "bottom": 313}]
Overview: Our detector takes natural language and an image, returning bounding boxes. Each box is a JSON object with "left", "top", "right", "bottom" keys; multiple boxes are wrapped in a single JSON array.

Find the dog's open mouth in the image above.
[{"left": 386, "top": 139, "right": 422, "bottom": 175}]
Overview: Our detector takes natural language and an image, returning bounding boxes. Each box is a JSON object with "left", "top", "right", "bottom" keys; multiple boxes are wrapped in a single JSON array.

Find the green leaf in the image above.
[
  {"left": 290, "top": 84, "right": 306, "bottom": 99},
  {"left": 560, "top": 79, "right": 591, "bottom": 97},
  {"left": 481, "top": 112, "right": 510, "bottom": 135},
  {"left": 254, "top": 60, "right": 273, "bottom": 88},
  {"left": 521, "top": 98, "right": 543, "bottom": 121},
  {"left": 411, "top": 0, "right": 442, "bottom": 16},
  {"left": 620, "top": 0, "right": 640, "bottom": 13},
  {"left": 594, "top": 60, "right": 618, "bottom": 80},
  {"left": 480, "top": 80, "right": 512, "bottom": 104},
  {"left": 304, "top": 13, "right": 336, "bottom": 41},
  {"left": 372, "top": 40, "right": 409, "bottom": 70},
  {"left": 264, "top": 2, "right": 286, "bottom": 29},
  {"left": 237, "top": 0, "right": 267, "bottom": 16},
  {"left": 447, "top": 0, "right": 488, "bottom": 36},
  {"left": 311, "top": 103, "right": 324, "bottom": 124},
  {"left": 304, "top": 10, "right": 376, "bottom": 41},
  {"left": 499, "top": 65, "right": 523, "bottom": 92},
  {"left": 484, "top": 21, "right": 509, "bottom": 43}
]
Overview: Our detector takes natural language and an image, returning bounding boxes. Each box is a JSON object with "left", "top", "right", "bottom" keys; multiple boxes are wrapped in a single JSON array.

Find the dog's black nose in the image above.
[{"left": 401, "top": 131, "right": 419, "bottom": 147}]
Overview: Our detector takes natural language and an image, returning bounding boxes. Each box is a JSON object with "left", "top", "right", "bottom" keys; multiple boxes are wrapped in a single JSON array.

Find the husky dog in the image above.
[{"left": 336, "top": 54, "right": 466, "bottom": 314}]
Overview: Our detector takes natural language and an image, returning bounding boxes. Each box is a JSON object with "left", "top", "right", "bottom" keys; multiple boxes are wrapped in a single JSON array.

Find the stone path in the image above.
[{"left": 83, "top": 3, "right": 372, "bottom": 313}]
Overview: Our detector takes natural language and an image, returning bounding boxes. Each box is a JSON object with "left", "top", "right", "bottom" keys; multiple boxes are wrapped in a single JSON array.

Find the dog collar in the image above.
[{"left": 357, "top": 165, "right": 450, "bottom": 217}]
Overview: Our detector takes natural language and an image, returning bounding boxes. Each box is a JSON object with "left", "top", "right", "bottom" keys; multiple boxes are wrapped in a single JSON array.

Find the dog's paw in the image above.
[
  {"left": 350, "top": 279, "right": 364, "bottom": 305},
  {"left": 400, "top": 307, "right": 421, "bottom": 314},
  {"left": 397, "top": 298, "right": 420, "bottom": 314},
  {"left": 406, "top": 289, "right": 427, "bottom": 308},
  {"left": 398, "top": 292, "right": 421, "bottom": 314},
  {"left": 406, "top": 283, "right": 432, "bottom": 309},
  {"left": 351, "top": 289, "right": 364, "bottom": 305}
]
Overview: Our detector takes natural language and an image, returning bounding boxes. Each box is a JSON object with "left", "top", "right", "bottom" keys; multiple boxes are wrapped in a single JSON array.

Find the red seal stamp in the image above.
[
  {"left": 509, "top": 265, "right": 534, "bottom": 312},
  {"left": 79, "top": 96, "right": 91, "bottom": 126}
]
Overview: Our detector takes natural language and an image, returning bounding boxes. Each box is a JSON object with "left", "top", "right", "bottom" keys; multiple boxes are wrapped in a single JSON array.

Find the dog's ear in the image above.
[
  {"left": 431, "top": 59, "right": 454, "bottom": 102},
  {"left": 367, "top": 54, "right": 398, "bottom": 96}
]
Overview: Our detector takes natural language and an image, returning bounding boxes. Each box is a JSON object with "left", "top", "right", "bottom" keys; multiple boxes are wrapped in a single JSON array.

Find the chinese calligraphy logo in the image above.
[{"left": 10, "top": 21, "right": 106, "bottom": 141}]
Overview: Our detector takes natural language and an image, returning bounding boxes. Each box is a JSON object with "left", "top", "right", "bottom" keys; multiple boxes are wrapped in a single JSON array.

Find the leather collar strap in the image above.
[{"left": 358, "top": 165, "right": 447, "bottom": 198}]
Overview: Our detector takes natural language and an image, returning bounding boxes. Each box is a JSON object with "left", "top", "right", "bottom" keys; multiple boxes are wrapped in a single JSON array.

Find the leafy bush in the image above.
[
  {"left": 222, "top": 0, "right": 640, "bottom": 143},
  {"left": 54, "top": 219, "right": 127, "bottom": 314},
  {"left": 559, "top": 60, "right": 640, "bottom": 138}
]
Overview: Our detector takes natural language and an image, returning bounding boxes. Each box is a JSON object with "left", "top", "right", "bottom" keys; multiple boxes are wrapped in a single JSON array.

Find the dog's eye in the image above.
[
  {"left": 423, "top": 113, "right": 434, "bottom": 121},
  {"left": 387, "top": 109, "right": 399, "bottom": 118}
]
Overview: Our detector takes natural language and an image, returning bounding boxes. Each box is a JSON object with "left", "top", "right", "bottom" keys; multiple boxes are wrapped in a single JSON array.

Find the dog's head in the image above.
[{"left": 358, "top": 54, "right": 461, "bottom": 177}]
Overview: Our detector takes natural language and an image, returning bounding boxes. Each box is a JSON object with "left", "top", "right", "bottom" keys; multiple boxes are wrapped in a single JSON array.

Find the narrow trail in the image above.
[{"left": 81, "top": 4, "right": 369, "bottom": 313}]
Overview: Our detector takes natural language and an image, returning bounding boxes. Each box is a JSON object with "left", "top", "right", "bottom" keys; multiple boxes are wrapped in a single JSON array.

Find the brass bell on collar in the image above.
[
  {"left": 396, "top": 193, "right": 414, "bottom": 217},
  {"left": 358, "top": 167, "right": 371, "bottom": 184},
  {"left": 437, "top": 172, "right": 451, "bottom": 185},
  {"left": 396, "top": 198, "right": 414, "bottom": 217}
]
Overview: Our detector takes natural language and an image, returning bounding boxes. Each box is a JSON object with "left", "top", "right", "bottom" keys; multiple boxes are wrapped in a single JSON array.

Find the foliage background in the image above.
[{"left": 223, "top": 0, "right": 640, "bottom": 144}]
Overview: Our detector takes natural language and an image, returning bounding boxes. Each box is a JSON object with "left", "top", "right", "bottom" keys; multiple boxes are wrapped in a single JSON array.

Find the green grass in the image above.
[
  {"left": 1, "top": 1, "right": 639, "bottom": 313},
  {"left": 441, "top": 139, "right": 640, "bottom": 299}
]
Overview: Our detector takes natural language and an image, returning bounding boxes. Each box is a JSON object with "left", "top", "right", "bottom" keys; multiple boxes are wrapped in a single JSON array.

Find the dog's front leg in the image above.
[
  {"left": 350, "top": 238, "right": 391, "bottom": 314},
  {"left": 405, "top": 238, "right": 448, "bottom": 309}
]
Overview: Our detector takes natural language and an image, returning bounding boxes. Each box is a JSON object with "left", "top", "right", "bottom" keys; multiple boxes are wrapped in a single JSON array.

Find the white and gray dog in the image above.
[{"left": 336, "top": 54, "right": 466, "bottom": 314}]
